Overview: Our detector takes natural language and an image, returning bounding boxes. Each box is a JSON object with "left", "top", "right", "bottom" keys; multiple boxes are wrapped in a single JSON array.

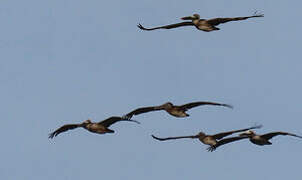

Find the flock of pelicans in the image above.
[{"left": 49, "top": 12, "right": 302, "bottom": 152}]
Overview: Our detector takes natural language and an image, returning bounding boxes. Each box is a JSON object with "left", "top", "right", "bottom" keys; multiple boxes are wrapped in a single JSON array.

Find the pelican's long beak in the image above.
[
  {"left": 239, "top": 132, "right": 249, "bottom": 137},
  {"left": 181, "top": 16, "right": 195, "bottom": 20}
]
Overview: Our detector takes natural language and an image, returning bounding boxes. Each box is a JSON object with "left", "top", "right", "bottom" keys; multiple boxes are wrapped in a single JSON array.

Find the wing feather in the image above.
[
  {"left": 137, "top": 22, "right": 194, "bottom": 31},
  {"left": 207, "top": 136, "right": 248, "bottom": 152},
  {"left": 207, "top": 14, "right": 264, "bottom": 26},
  {"left": 212, "top": 125, "right": 262, "bottom": 140},
  {"left": 151, "top": 134, "right": 198, "bottom": 141},
  {"left": 98, "top": 116, "right": 140, "bottom": 127},
  {"left": 261, "top": 132, "right": 302, "bottom": 140},
  {"left": 49, "top": 124, "right": 80, "bottom": 139},
  {"left": 179, "top": 101, "right": 233, "bottom": 111},
  {"left": 124, "top": 106, "right": 163, "bottom": 119}
]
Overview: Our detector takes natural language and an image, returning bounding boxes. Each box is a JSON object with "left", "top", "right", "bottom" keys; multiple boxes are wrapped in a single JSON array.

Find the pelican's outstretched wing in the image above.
[
  {"left": 212, "top": 125, "right": 262, "bottom": 140},
  {"left": 137, "top": 22, "right": 194, "bottom": 31},
  {"left": 49, "top": 124, "right": 81, "bottom": 139},
  {"left": 261, "top": 132, "right": 302, "bottom": 140},
  {"left": 207, "top": 13, "right": 264, "bottom": 26},
  {"left": 123, "top": 106, "right": 163, "bottom": 119},
  {"left": 207, "top": 136, "right": 248, "bottom": 152},
  {"left": 151, "top": 134, "right": 198, "bottom": 141},
  {"left": 98, "top": 116, "right": 140, "bottom": 127},
  {"left": 179, "top": 101, "right": 233, "bottom": 111}
]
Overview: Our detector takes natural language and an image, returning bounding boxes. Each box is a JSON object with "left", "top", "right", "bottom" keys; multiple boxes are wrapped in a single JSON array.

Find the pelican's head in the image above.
[
  {"left": 198, "top": 131, "right": 206, "bottom": 137},
  {"left": 239, "top": 130, "right": 255, "bottom": 137},
  {"left": 83, "top": 119, "right": 92, "bottom": 124},
  {"left": 181, "top": 14, "right": 200, "bottom": 20},
  {"left": 162, "top": 102, "right": 173, "bottom": 108}
]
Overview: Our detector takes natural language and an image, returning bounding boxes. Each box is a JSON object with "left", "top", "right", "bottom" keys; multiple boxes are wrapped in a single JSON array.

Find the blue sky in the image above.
[{"left": 1, "top": 0, "right": 302, "bottom": 179}]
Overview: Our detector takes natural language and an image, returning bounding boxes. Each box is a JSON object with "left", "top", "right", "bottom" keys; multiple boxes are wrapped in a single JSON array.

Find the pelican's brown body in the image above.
[
  {"left": 160, "top": 102, "right": 189, "bottom": 117},
  {"left": 84, "top": 121, "right": 114, "bottom": 134},
  {"left": 249, "top": 135, "right": 272, "bottom": 145},
  {"left": 199, "top": 134, "right": 218, "bottom": 146},
  {"left": 191, "top": 17, "right": 220, "bottom": 32}
]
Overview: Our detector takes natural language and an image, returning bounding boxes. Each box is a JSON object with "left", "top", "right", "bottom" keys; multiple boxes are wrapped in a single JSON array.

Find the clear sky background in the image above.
[{"left": 1, "top": 0, "right": 301, "bottom": 179}]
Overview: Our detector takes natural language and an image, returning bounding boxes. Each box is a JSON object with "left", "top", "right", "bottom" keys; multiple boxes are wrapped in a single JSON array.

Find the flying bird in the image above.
[
  {"left": 238, "top": 130, "right": 302, "bottom": 146},
  {"left": 151, "top": 125, "right": 262, "bottom": 151},
  {"left": 48, "top": 116, "right": 140, "bottom": 139},
  {"left": 138, "top": 12, "right": 264, "bottom": 32},
  {"left": 124, "top": 101, "right": 233, "bottom": 119}
]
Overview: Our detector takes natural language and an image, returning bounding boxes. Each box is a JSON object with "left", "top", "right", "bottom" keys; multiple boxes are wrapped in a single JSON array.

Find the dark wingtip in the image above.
[
  {"left": 253, "top": 11, "right": 264, "bottom": 17},
  {"left": 151, "top": 135, "right": 162, "bottom": 141},
  {"left": 251, "top": 124, "right": 263, "bottom": 130},
  {"left": 137, "top": 23, "right": 145, "bottom": 30},
  {"left": 254, "top": 124, "right": 263, "bottom": 129},
  {"left": 255, "top": 14, "right": 264, "bottom": 18},
  {"left": 223, "top": 104, "right": 233, "bottom": 109},
  {"left": 151, "top": 134, "right": 157, "bottom": 138},
  {"left": 137, "top": 23, "right": 151, "bottom": 31},
  {"left": 48, "top": 133, "right": 55, "bottom": 139},
  {"left": 293, "top": 134, "right": 302, "bottom": 139}
]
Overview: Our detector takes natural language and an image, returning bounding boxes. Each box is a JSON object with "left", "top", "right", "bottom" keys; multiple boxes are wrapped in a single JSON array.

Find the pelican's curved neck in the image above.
[{"left": 192, "top": 19, "right": 200, "bottom": 25}]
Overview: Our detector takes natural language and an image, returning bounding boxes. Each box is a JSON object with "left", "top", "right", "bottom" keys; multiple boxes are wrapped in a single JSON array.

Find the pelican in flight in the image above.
[
  {"left": 239, "top": 130, "right": 302, "bottom": 146},
  {"left": 124, "top": 101, "right": 233, "bottom": 119},
  {"left": 138, "top": 12, "right": 264, "bottom": 32},
  {"left": 208, "top": 130, "right": 302, "bottom": 151},
  {"left": 151, "top": 125, "right": 262, "bottom": 151},
  {"left": 49, "top": 116, "right": 140, "bottom": 139}
]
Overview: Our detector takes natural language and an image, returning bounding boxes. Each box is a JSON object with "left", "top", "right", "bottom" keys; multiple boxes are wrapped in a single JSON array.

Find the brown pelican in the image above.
[
  {"left": 138, "top": 12, "right": 263, "bottom": 32},
  {"left": 49, "top": 116, "right": 140, "bottom": 139},
  {"left": 238, "top": 130, "right": 302, "bottom": 146},
  {"left": 124, "top": 101, "right": 233, "bottom": 119},
  {"left": 151, "top": 125, "right": 262, "bottom": 151}
]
